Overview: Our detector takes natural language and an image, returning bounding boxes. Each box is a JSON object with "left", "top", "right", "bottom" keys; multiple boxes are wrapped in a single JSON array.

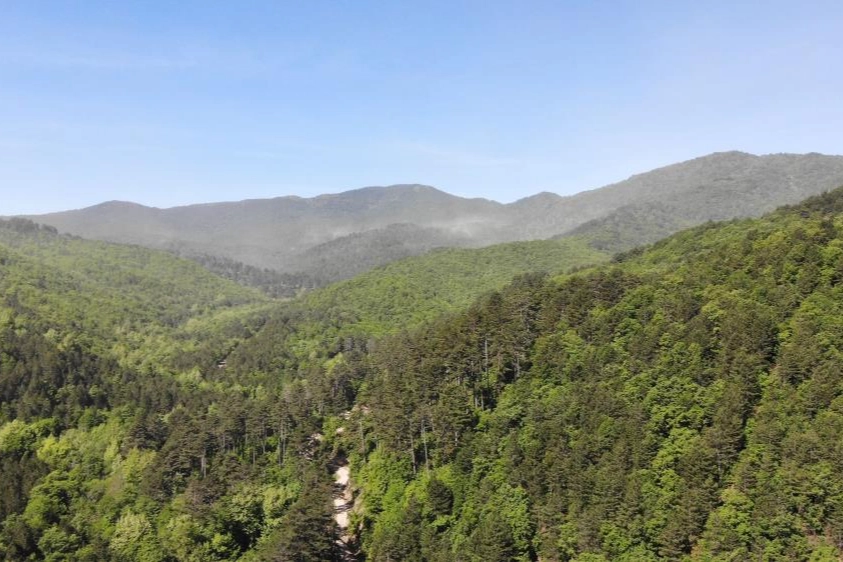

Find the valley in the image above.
[{"left": 3, "top": 157, "right": 843, "bottom": 560}]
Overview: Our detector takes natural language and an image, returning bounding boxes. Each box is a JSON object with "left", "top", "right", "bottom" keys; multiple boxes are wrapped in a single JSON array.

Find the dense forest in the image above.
[
  {"left": 4, "top": 187, "right": 843, "bottom": 561},
  {"left": 0, "top": 217, "right": 603, "bottom": 560}
]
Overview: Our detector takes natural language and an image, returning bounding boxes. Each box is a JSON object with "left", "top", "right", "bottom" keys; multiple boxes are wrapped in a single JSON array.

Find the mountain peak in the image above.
[
  {"left": 509, "top": 191, "right": 563, "bottom": 207},
  {"left": 89, "top": 200, "right": 151, "bottom": 210},
  {"left": 706, "top": 150, "right": 757, "bottom": 158}
]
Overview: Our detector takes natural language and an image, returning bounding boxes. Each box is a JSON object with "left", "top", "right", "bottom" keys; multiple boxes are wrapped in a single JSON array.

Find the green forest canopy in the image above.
[{"left": 3, "top": 188, "right": 843, "bottom": 560}]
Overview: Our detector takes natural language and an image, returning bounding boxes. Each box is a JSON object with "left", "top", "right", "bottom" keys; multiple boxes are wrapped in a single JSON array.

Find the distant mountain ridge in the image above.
[
  {"left": 565, "top": 151, "right": 843, "bottom": 251},
  {"left": 30, "top": 184, "right": 503, "bottom": 273},
  {"left": 23, "top": 151, "right": 843, "bottom": 283}
]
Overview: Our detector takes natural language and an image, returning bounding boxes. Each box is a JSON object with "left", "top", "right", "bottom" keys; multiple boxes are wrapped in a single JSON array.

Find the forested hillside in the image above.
[
  {"left": 284, "top": 223, "right": 475, "bottom": 285},
  {"left": 167, "top": 251, "right": 319, "bottom": 298},
  {"left": 0, "top": 218, "right": 605, "bottom": 560},
  {"left": 6, "top": 186, "right": 843, "bottom": 560},
  {"left": 0, "top": 219, "right": 279, "bottom": 560},
  {"left": 564, "top": 152, "right": 843, "bottom": 254},
  {"left": 341, "top": 188, "right": 843, "bottom": 561},
  {"left": 216, "top": 237, "right": 607, "bottom": 401}
]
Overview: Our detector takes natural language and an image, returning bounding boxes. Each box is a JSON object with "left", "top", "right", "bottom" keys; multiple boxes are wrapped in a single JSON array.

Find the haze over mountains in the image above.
[{"left": 25, "top": 151, "right": 843, "bottom": 284}]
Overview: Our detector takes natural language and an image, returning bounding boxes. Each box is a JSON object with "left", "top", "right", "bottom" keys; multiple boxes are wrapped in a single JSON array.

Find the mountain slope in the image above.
[
  {"left": 285, "top": 223, "right": 475, "bottom": 284},
  {"left": 343, "top": 186, "right": 843, "bottom": 561},
  {"left": 29, "top": 185, "right": 504, "bottom": 272},
  {"left": 24, "top": 152, "right": 843, "bottom": 286},
  {"left": 7, "top": 186, "right": 843, "bottom": 559},
  {"left": 0, "top": 217, "right": 608, "bottom": 562},
  {"left": 566, "top": 152, "right": 843, "bottom": 252},
  {"left": 223, "top": 237, "right": 608, "bottom": 378},
  {"left": 0, "top": 218, "right": 266, "bottom": 327},
  {"left": 0, "top": 217, "right": 270, "bottom": 378}
]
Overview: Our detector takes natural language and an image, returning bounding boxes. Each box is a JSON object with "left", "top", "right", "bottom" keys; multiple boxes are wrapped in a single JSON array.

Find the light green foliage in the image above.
[
  {"left": 356, "top": 448, "right": 414, "bottom": 518},
  {"left": 0, "top": 418, "right": 54, "bottom": 454},
  {"left": 160, "top": 513, "right": 220, "bottom": 562},
  {"left": 305, "top": 238, "right": 607, "bottom": 336},
  {"left": 261, "top": 484, "right": 295, "bottom": 530},
  {"left": 110, "top": 511, "right": 165, "bottom": 562}
]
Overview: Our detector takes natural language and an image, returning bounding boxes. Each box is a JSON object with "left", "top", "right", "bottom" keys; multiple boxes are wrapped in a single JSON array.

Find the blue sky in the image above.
[{"left": 1, "top": 0, "right": 841, "bottom": 214}]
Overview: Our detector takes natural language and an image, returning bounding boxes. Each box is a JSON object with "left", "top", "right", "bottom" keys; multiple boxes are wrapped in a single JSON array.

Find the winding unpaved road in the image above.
[
  {"left": 334, "top": 465, "right": 352, "bottom": 530},
  {"left": 333, "top": 461, "right": 355, "bottom": 559}
]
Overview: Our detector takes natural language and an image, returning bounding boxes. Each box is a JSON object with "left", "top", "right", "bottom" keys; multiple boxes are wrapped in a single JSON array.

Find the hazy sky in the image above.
[{"left": 1, "top": 0, "right": 841, "bottom": 214}]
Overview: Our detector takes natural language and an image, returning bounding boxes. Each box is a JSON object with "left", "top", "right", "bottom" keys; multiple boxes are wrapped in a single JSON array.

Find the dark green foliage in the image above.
[
  {"left": 426, "top": 478, "right": 453, "bottom": 516},
  {"left": 259, "top": 478, "right": 341, "bottom": 561}
]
